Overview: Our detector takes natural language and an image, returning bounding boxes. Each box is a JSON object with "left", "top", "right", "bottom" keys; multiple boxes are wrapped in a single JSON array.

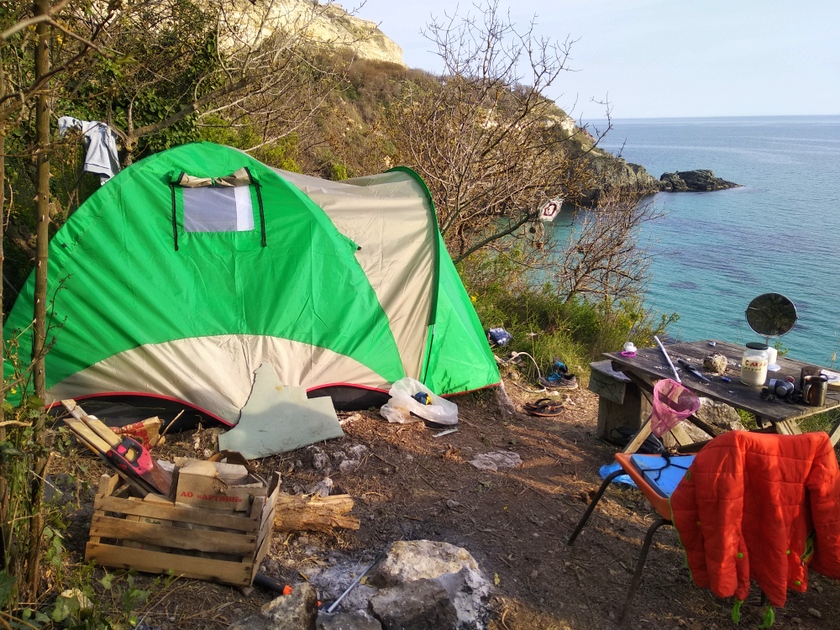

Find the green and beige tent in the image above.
[{"left": 3, "top": 142, "right": 499, "bottom": 425}]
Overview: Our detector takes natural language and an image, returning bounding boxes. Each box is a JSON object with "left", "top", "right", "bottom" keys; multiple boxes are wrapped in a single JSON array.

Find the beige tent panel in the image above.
[
  {"left": 278, "top": 169, "right": 434, "bottom": 379},
  {"left": 46, "top": 335, "right": 387, "bottom": 425}
]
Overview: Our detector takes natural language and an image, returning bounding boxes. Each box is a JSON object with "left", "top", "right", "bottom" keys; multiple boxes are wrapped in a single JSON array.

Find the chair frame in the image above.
[{"left": 567, "top": 453, "right": 677, "bottom": 624}]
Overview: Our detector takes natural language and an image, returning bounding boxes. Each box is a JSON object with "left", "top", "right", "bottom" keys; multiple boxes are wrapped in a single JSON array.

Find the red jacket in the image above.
[{"left": 670, "top": 431, "right": 840, "bottom": 607}]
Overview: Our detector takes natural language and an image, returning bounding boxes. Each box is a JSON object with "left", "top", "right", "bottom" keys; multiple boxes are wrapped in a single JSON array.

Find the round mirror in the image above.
[{"left": 745, "top": 293, "right": 797, "bottom": 337}]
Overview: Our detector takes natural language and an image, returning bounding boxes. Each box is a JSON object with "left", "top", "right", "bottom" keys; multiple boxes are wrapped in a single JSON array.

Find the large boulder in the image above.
[
  {"left": 266, "top": 541, "right": 491, "bottom": 630},
  {"left": 369, "top": 579, "right": 458, "bottom": 630},
  {"left": 370, "top": 540, "right": 490, "bottom": 630}
]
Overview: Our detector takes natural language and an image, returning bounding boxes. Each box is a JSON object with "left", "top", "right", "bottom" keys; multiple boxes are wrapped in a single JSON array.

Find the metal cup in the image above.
[
  {"left": 802, "top": 375, "right": 828, "bottom": 407},
  {"left": 800, "top": 365, "right": 822, "bottom": 391}
]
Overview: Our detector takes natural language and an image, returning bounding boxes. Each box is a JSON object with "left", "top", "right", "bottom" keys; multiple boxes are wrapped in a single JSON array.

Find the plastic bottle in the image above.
[{"left": 740, "top": 342, "right": 770, "bottom": 387}]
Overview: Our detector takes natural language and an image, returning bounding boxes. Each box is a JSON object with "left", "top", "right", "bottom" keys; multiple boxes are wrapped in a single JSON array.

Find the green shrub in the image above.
[
  {"left": 331, "top": 161, "right": 349, "bottom": 181},
  {"left": 461, "top": 253, "right": 676, "bottom": 383}
]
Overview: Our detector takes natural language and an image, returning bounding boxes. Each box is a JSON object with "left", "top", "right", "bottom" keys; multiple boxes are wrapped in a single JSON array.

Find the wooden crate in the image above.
[{"left": 86, "top": 472, "right": 279, "bottom": 587}]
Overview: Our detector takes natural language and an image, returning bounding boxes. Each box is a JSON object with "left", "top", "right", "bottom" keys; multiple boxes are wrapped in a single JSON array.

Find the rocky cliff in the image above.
[
  {"left": 226, "top": 1, "right": 738, "bottom": 203},
  {"left": 579, "top": 150, "right": 662, "bottom": 204},
  {"left": 221, "top": 0, "right": 404, "bottom": 66}
]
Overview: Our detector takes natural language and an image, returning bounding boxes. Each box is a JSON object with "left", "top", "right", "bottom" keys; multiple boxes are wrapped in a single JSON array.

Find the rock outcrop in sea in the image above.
[
  {"left": 659, "top": 170, "right": 740, "bottom": 192},
  {"left": 578, "top": 152, "right": 662, "bottom": 204},
  {"left": 578, "top": 155, "right": 742, "bottom": 203}
]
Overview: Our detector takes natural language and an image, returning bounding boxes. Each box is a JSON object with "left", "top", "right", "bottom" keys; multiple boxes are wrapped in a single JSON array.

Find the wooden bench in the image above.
[{"left": 589, "top": 360, "right": 650, "bottom": 441}]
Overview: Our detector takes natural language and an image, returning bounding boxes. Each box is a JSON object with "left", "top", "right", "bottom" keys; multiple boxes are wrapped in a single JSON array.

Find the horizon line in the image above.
[{"left": 589, "top": 113, "right": 840, "bottom": 123}]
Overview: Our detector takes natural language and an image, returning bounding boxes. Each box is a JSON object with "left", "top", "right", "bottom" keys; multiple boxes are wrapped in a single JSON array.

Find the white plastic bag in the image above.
[{"left": 379, "top": 377, "right": 458, "bottom": 425}]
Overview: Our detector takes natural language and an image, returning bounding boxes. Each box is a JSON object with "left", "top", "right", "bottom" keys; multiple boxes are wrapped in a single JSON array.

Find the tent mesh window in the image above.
[{"left": 183, "top": 185, "right": 255, "bottom": 233}]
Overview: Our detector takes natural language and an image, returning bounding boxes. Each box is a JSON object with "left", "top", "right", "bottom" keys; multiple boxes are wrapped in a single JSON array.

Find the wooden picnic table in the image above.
[{"left": 603, "top": 339, "right": 840, "bottom": 449}]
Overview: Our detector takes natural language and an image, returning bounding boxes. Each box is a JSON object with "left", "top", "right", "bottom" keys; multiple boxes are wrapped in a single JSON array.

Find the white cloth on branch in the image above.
[{"left": 58, "top": 116, "right": 121, "bottom": 182}]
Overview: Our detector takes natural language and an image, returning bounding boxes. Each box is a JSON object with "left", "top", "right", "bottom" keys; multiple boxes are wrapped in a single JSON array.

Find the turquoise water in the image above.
[{"left": 574, "top": 116, "right": 840, "bottom": 366}]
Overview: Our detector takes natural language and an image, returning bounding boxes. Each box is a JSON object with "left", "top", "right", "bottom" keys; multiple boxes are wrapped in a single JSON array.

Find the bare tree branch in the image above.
[{"left": 0, "top": 0, "right": 70, "bottom": 40}]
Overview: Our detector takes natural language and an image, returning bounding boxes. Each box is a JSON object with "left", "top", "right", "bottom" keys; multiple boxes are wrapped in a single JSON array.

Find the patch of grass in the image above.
[
  {"left": 737, "top": 409, "right": 759, "bottom": 430},
  {"left": 797, "top": 409, "right": 840, "bottom": 434}
]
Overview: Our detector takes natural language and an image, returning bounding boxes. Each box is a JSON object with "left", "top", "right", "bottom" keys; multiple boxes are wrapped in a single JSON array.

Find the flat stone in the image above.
[
  {"left": 468, "top": 451, "right": 521, "bottom": 472},
  {"left": 369, "top": 578, "right": 457, "bottom": 630},
  {"left": 316, "top": 611, "right": 382, "bottom": 630}
]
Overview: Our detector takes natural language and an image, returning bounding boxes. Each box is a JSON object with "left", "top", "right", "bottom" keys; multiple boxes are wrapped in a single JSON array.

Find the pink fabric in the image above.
[{"left": 650, "top": 379, "right": 700, "bottom": 437}]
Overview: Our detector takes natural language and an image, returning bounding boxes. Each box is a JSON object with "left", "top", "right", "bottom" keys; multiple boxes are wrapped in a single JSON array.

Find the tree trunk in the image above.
[
  {"left": 27, "top": 0, "right": 52, "bottom": 596},
  {"left": 32, "top": 0, "right": 51, "bottom": 399},
  {"left": 0, "top": 16, "right": 6, "bottom": 441},
  {"left": 0, "top": 123, "right": 5, "bottom": 572}
]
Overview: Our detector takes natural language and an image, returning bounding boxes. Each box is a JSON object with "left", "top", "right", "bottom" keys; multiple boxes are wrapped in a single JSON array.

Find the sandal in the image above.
[{"left": 523, "top": 398, "right": 564, "bottom": 417}]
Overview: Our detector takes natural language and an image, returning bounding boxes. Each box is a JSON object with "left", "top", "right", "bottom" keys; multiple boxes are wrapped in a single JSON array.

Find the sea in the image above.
[{"left": 557, "top": 115, "right": 840, "bottom": 367}]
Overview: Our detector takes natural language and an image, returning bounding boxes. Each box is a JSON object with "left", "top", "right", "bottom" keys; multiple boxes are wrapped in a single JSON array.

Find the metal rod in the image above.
[
  {"left": 567, "top": 469, "right": 624, "bottom": 545},
  {"left": 619, "top": 518, "right": 671, "bottom": 624},
  {"left": 654, "top": 335, "right": 681, "bottom": 383},
  {"left": 326, "top": 553, "right": 383, "bottom": 614}
]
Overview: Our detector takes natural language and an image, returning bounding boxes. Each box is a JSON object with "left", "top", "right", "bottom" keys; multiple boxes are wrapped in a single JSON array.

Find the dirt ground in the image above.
[{"left": 56, "top": 379, "right": 840, "bottom": 630}]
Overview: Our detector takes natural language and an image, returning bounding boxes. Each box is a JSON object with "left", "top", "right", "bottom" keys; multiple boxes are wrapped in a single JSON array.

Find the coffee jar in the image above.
[{"left": 740, "top": 342, "right": 770, "bottom": 387}]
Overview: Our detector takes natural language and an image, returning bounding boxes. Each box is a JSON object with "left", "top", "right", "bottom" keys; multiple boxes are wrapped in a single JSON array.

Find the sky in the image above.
[{"left": 352, "top": 0, "right": 840, "bottom": 120}]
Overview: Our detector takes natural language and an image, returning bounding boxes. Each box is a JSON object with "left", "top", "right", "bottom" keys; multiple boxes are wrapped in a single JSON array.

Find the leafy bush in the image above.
[{"left": 462, "top": 252, "right": 677, "bottom": 383}]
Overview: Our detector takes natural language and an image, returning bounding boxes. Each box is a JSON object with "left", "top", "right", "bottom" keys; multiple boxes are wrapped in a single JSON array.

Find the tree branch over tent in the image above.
[
  {"left": 70, "top": 0, "right": 354, "bottom": 163},
  {"left": 384, "top": 0, "right": 601, "bottom": 261}
]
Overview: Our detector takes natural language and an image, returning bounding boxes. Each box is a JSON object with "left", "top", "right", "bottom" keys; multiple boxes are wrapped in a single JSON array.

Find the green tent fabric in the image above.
[{"left": 3, "top": 142, "right": 499, "bottom": 424}]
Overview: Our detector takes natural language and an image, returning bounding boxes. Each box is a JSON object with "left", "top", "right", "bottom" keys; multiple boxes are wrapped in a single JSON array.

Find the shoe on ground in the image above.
[
  {"left": 538, "top": 372, "right": 578, "bottom": 389},
  {"left": 551, "top": 357, "right": 569, "bottom": 373}
]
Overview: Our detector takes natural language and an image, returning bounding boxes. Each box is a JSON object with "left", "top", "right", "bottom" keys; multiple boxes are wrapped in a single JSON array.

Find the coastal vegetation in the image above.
[{"left": 0, "top": 0, "right": 673, "bottom": 622}]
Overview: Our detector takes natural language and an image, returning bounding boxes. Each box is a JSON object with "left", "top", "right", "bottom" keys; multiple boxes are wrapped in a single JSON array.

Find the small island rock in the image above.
[{"left": 659, "top": 169, "right": 740, "bottom": 192}]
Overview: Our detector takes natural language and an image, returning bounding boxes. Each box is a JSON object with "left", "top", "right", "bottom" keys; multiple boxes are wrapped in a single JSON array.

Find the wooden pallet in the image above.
[{"left": 86, "top": 472, "right": 279, "bottom": 587}]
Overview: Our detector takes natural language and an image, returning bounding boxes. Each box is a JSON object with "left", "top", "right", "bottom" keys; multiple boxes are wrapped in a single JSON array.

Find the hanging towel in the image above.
[{"left": 58, "top": 116, "right": 121, "bottom": 182}]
